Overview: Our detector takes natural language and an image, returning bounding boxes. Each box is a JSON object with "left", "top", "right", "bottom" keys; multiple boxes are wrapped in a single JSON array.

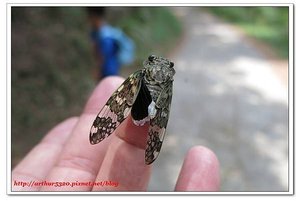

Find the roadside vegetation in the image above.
[{"left": 207, "top": 7, "right": 289, "bottom": 59}]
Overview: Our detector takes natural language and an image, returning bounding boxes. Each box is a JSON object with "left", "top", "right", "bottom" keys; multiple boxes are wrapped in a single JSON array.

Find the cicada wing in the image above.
[
  {"left": 89, "top": 71, "right": 143, "bottom": 144},
  {"left": 145, "top": 83, "right": 173, "bottom": 164}
]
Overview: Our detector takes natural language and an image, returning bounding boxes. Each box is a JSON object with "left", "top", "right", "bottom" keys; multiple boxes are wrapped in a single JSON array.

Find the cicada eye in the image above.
[
  {"left": 170, "top": 62, "right": 174, "bottom": 68},
  {"left": 148, "top": 55, "right": 156, "bottom": 62}
]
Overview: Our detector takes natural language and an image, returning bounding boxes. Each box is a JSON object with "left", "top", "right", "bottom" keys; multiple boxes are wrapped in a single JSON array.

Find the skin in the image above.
[
  {"left": 88, "top": 15, "right": 103, "bottom": 30},
  {"left": 12, "top": 76, "right": 220, "bottom": 191}
]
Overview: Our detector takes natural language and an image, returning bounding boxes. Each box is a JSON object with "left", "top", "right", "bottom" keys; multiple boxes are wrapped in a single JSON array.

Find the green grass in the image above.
[
  {"left": 206, "top": 7, "right": 289, "bottom": 59},
  {"left": 11, "top": 7, "right": 182, "bottom": 167}
]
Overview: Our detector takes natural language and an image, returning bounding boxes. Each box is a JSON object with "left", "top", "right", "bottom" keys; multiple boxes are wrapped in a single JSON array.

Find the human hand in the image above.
[{"left": 12, "top": 77, "right": 220, "bottom": 191}]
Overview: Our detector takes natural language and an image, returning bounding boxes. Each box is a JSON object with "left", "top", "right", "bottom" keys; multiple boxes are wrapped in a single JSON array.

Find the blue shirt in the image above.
[{"left": 91, "top": 25, "right": 120, "bottom": 77}]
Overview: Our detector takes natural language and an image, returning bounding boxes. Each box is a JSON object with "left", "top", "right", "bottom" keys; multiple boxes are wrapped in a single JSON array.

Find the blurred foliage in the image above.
[
  {"left": 207, "top": 7, "right": 289, "bottom": 58},
  {"left": 108, "top": 7, "right": 182, "bottom": 66},
  {"left": 11, "top": 7, "right": 182, "bottom": 167}
]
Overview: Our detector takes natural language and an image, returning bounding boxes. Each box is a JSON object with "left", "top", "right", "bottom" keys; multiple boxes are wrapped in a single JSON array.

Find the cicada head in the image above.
[{"left": 143, "top": 55, "right": 175, "bottom": 83}]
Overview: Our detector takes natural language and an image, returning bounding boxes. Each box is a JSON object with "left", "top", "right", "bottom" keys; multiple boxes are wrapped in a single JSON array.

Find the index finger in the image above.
[
  {"left": 92, "top": 116, "right": 152, "bottom": 191},
  {"left": 41, "top": 76, "right": 124, "bottom": 191}
]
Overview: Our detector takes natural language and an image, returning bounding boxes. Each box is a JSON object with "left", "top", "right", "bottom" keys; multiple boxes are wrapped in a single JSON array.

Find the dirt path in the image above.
[{"left": 148, "top": 8, "right": 288, "bottom": 191}]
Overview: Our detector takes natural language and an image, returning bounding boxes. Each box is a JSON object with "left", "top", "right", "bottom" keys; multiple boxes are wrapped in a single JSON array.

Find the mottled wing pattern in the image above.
[
  {"left": 145, "top": 83, "right": 173, "bottom": 164},
  {"left": 89, "top": 71, "right": 143, "bottom": 145}
]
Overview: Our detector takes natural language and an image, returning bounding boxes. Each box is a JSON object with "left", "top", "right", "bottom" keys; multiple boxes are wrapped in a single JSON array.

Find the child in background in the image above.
[{"left": 87, "top": 7, "right": 135, "bottom": 80}]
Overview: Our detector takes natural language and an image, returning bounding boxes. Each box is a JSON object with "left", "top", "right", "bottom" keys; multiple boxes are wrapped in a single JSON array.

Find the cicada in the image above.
[{"left": 89, "top": 55, "right": 175, "bottom": 164}]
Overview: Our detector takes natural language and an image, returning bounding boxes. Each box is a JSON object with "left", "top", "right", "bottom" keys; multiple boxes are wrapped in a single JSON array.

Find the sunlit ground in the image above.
[{"left": 148, "top": 7, "right": 288, "bottom": 191}]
